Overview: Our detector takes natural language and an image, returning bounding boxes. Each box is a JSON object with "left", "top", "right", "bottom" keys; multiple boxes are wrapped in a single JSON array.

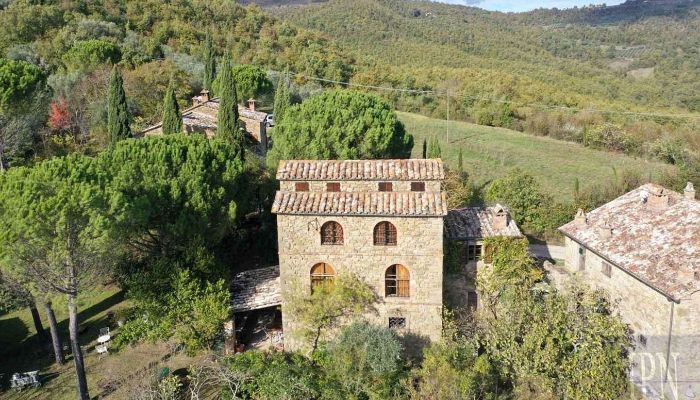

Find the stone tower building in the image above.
[{"left": 271, "top": 159, "right": 447, "bottom": 350}]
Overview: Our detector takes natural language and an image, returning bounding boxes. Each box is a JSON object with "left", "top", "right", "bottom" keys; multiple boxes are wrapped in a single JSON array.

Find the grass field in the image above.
[{"left": 401, "top": 111, "right": 677, "bottom": 203}]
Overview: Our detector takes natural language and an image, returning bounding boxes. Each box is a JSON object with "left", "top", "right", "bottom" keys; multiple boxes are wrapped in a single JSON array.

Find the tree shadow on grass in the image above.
[{"left": 0, "top": 290, "right": 124, "bottom": 374}]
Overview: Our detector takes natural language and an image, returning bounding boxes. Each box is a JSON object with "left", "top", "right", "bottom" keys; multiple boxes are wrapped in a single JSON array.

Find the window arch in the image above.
[
  {"left": 374, "top": 222, "right": 397, "bottom": 246},
  {"left": 385, "top": 264, "right": 410, "bottom": 297},
  {"left": 320, "top": 221, "right": 344, "bottom": 245},
  {"left": 311, "top": 263, "right": 335, "bottom": 292}
]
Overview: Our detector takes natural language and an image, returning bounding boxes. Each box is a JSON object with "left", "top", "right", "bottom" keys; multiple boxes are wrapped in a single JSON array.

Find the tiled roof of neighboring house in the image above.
[
  {"left": 276, "top": 159, "right": 445, "bottom": 181},
  {"left": 271, "top": 191, "right": 448, "bottom": 217},
  {"left": 138, "top": 97, "right": 267, "bottom": 135},
  {"left": 444, "top": 206, "right": 523, "bottom": 240},
  {"left": 559, "top": 183, "right": 699, "bottom": 301},
  {"left": 231, "top": 265, "right": 281, "bottom": 313},
  {"left": 182, "top": 110, "right": 217, "bottom": 129},
  {"left": 206, "top": 99, "right": 269, "bottom": 122}
]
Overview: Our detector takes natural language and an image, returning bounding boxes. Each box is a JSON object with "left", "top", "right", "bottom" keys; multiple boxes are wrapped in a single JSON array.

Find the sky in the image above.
[{"left": 441, "top": 0, "right": 626, "bottom": 12}]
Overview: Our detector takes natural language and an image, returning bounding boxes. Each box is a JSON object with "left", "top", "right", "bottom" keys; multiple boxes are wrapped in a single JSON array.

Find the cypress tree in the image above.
[
  {"left": 162, "top": 79, "right": 182, "bottom": 135},
  {"left": 107, "top": 66, "right": 130, "bottom": 143},
  {"left": 427, "top": 136, "right": 441, "bottom": 158},
  {"left": 203, "top": 31, "right": 216, "bottom": 94},
  {"left": 273, "top": 69, "right": 291, "bottom": 124},
  {"left": 422, "top": 138, "right": 427, "bottom": 159},
  {"left": 217, "top": 54, "right": 244, "bottom": 160}
]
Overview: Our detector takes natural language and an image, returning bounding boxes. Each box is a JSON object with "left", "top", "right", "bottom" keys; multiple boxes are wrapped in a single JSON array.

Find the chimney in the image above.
[
  {"left": 647, "top": 187, "right": 669, "bottom": 209},
  {"left": 492, "top": 204, "right": 509, "bottom": 230},
  {"left": 684, "top": 182, "right": 696, "bottom": 200},
  {"left": 574, "top": 208, "right": 587, "bottom": 227},
  {"left": 193, "top": 89, "right": 210, "bottom": 105},
  {"left": 597, "top": 225, "right": 613, "bottom": 239},
  {"left": 247, "top": 98, "right": 257, "bottom": 111}
]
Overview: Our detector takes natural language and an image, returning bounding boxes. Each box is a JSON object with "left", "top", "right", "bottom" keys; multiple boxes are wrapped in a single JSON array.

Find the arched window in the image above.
[
  {"left": 374, "top": 222, "right": 397, "bottom": 246},
  {"left": 311, "top": 263, "right": 335, "bottom": 292},
  {"left": 321, "top": 221, "right": 344, "bottom": 245},
  {"left": 385, "top": 264, "right": 410, "bottom": 297}
]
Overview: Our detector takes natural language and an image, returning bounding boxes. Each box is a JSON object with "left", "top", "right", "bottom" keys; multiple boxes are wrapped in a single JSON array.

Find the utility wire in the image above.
[{"left": 288, "top": 72, "right": 700, "bottom": 121}]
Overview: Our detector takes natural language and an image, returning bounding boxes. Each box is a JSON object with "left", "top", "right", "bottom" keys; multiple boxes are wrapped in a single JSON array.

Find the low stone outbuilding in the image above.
[{"left": 556, "top": 183, "right": 699, "bottom": 400}]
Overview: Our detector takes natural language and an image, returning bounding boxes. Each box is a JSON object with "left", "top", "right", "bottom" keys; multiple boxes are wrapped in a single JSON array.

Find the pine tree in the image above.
[
  {"left": 203, "top": 31, "right": 216, "bottom": 94},
  {"left": 422, "top": 138, "right": 427, "bottom": 159},
  {"left": 217, "top": 54, "right": 244, "bottom": 160},
  {"left": 162, "top": 79, "right": 182, "bottom": 135},
  {"left": 273, "top": 69, "right": 291, "bottom": 124},
  {"left": 458, "top": 148, "right": 464, "bottom": 173},
  {"left": 107, "top": 67, "right": 130, "bottom": 143}
]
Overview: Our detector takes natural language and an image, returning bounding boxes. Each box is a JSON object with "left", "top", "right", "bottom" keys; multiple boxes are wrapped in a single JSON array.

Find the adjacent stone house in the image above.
[
  {"left": 444, "top": 205, "right": 523, "bottom": 309},
  {"left": 138, "top": 91, "right": 269, "bottom": 153},
  {"left": 271, "top": 159, "right": 448, "bottom": 350},
  {"left": 556, "top": 183, "right": 699, "bottom": 400}
]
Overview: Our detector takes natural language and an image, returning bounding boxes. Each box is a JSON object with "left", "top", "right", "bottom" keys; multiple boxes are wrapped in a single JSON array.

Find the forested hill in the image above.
[{"left": 271, "top": 0, "right": 699, "bottom": 115}]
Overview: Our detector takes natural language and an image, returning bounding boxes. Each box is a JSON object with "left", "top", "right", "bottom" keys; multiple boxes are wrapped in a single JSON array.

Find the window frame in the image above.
[
  {"left": 467, "top": 244, "right": 482, "bottom": 262},
  {"left": 385, "top": 264, "right": 410, "bottom": 298},
  {"left": 374, "top": 221, "right": 398, "bottom": 246},
  {"left": 378, "top": 182, "right": 393, "bottom": 192},
  {"left": 320, "top": 221, "right": 344, "bottom": 245}
]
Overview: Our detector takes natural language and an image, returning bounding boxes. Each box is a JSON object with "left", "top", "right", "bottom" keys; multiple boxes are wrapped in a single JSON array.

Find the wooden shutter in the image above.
[
  {"left": 378, "top": 182, "right": 393, "bottom": 192},
  {"left": 295, "top": 182, "right": 309, "bottom": 192},
  {"left": 411, "top": 182, "right": 425, "bottom": 192},
  {"left": 326, "top": 182, "right": 340, "bottom": 192}
]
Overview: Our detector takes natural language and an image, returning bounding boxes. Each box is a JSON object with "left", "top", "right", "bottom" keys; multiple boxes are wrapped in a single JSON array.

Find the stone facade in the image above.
[
  {"left": 557, "top": 184, "right": 700, "bottom": 400},
  {"left": 272, "top": 159, "right": 446, "bottom": 352}
]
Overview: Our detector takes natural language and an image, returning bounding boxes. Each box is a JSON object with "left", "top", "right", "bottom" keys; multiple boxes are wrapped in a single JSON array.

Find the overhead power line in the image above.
[{"left": 288, "top": 72, "right": 700, "bottom": 121}]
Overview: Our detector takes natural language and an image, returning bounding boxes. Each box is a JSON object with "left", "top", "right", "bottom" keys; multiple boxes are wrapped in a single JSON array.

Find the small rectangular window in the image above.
[
  {"left": 602, "top": 261, "right": 612, "bottom": 278},
  {"left": 467, "top": 291, "right": 478, "bottom": 311},
  {"left": 578, "top": 246, "right": 586, "bottom": 271},
  {"left": 326, "top": 182, "right": 341, "bottom": 192},
  {"left": 378, "top": 182, "right": 393, "bottom": 192},
  {"left": 467, "top": 244, "right": 482, "bottom": 261},
  {"left": 410, "top": 182, "right": 425, "bottom": 192},
  {"left": 388, "top": 317, "right": 406, "bottom": 330},
  {"left": 295, "top": 182, "right": 309, "bottom": 192}
]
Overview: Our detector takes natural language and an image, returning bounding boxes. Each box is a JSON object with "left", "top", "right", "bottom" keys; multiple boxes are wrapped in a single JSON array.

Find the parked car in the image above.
[{"left": 265, "top": 114, "right": 274, "bottom": 127}]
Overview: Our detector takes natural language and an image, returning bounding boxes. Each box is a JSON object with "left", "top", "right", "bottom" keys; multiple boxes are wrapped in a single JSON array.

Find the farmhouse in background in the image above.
[
  {"left": 139, "top": 90, "right": 269, "bottom": 153},
  {"left": 554, "top": 182, "right": 699, "bottom": 399}
]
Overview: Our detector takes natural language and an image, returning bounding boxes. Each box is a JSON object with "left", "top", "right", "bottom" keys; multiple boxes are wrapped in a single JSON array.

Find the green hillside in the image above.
[{"left": 401, "top": 111, "right": 676, "bottom": 203}]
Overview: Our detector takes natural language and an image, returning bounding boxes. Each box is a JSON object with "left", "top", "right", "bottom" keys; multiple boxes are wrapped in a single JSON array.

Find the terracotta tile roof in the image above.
[
  {"left": 231, "top": 265, "right": 281, "bottom": 312},
  {"left": 271, "top": 191, "right": 448, "bottom": 217},
  {"left": 138, "top": 98, "right": 267, "bottom": 135},
  {"left": 445, "top": 206, "right": 523, "bottom": 240},
  {"left": 559, "top": 183, "right": 700, "bottom": 301},
  {"left": 276, "top": 159, "right": 445, "bottom": 181}
]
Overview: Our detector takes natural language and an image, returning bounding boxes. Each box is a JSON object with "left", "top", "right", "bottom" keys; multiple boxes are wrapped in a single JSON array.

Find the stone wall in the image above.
[
  {"left": 279, "top": 180, "right": 441, "bottom": 193},
  {"left": 561, "top": 236, "right": 700, "bottom": 399},
  {"left": 277, "top": 214, "right": 444, "bottom": 351}
]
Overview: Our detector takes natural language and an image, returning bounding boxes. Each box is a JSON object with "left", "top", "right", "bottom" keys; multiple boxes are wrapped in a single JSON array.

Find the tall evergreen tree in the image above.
[
  {"left": 203, "top": 31, "right": 216, "bottom": 94},
  {"left": 107, "top": 67, "right": 130, "bottom": 143},
  {"left": 458, "top": 148, "right": 464, "bottom": 173},
  {"left": 273, "top": 69, "right": 291, "bottom": 123},
  {"left": 427, "top": 136, "right": 441, "bottom": 158},
  {"left": 161, "top": 79, "right": 182, "bottom": 135},
  {"left": 422, "top": 138, "right": 427, "bottom": 159},
  {"left": 217, "top": 54, "right": 244, "bottom": 160}
]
